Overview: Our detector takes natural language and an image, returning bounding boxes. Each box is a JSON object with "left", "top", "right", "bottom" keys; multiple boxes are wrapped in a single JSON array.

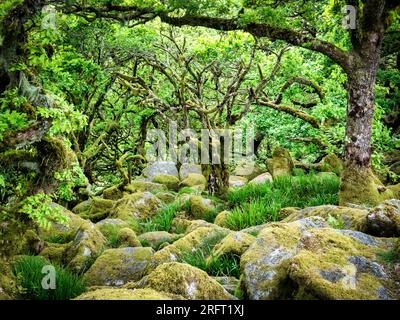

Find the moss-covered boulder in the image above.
[
  {"left": 249, "top": 172, "right": 273, "bottom": 185},
  {"left": 66, "top": 223, "right": 107, "bottom": 273},
  {"left": 155, "top": 192, "right": 176, "bottom": 204},
  {"left": 102, "top": 185, "right": 124, "bottom": 201},
  {"left": 39, "top": 242, "right": 70, "bottom": 265},
  {"left": 154, "top": 226, "right": 230, "bottom": 265},
  {"left": 282, "top": 205, "right": 368, "bottom": 232},
  {"left": 72, "top": 200, "right": 92, "bottom": 215},
  {"left": 234, "top": 161, "right": 263, "bottom": 180},
  {"left": 84, "top": 247, "right": 155, "bottom": 287},
  {"left": 188, "top": 195, "right": 216, "bottom": 220},
  {"left": 270, "top": 147, "right": 294, "bottom": 178},
  {"left": 78, "top": 197, "right": 115, "bottom": 222},
  {"left": 212, "top": 232, "right": 256, "bottom": 259},
  {"left": 366, "top": 199, "right": 400, "bottom": 237},
  {"left": 180, "top": 173, "right": 207, "bottom": 190},
  {"left": 117, "top": 228, "right": 141, "bottom": 247},
  {"left": 214, "top": 211, "right": 231, "bottom": 227},
  {"left": 180, "top": 163, "right": 202, "bottom": 179},
  {"left": 95, "top": 219, "right": 131, "bottom": 238},
  {"left": 240, "top": 217, "right": 397, "bottom": 300},
  {"left": 75, "top": 288, "right": 184, "bottom": 300},
  {"left": 214, "top": 276, "right": 240, "bottom": 296},
  {"left": 138, "top": 231, "right": 182, "bottom": 250},
  {"left": 143, "top": 161, "right": 179, "bottom": 179},
  {"left": 321, "top": 154, "right": 343, "bottom": 175},
  {"left": 152, "top": 174, "right": 180, "bottom": 191},
  {"left": 0, "top": 259, "right": 17, "bottom": 300},
  {"left": 240, "top": 217, "right": 329, "bottom": 299},
  {"left": 134, "top": 262, "right": 234, "bottom": 300},
  {"left": 229, "top": 176, "right": 248, "bottom": 188},
  {"left": 287, "top": 229, "right": 395, "bottom": 300},
  {"left": 112, "top": 192, "right": 162, "bottom": 221},
  {"left": 124, "top": 181, "right": 167, "bottom": 194}
]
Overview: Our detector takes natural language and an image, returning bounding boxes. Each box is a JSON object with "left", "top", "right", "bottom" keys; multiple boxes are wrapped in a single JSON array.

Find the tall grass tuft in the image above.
[
  {"left": 13, "top": 256, "right": 86, "bottom": 300},
  {"left": 226, "top": 174, "right": 340, "bottom": 230}
]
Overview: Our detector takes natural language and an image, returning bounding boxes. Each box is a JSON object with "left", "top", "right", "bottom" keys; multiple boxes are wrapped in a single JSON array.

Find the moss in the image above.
[
  {"left": 138, "top": 231, "right": 181, "bottom": 250},
  {"left": 124, "top": 181, "right": 167, "bottom": 194},
  {"left": 39, "top": 243, "right": 70, "bottom": 265},
  {"left": 117, "top": 228, "right": 141, "bottom": 247},
  {"left": 214, "top": 211, "right": 231, "bottom": 227},
  {"left": 75, "top": 288, "right": 184, "bottom": 300},
  {"left": 271, "top": 147, "right": 294, "bottom": 178},
  {"left": 141, "top": 262, "right": 233, "bottom": 300},
  {"left": 112, "top": 192, "right": 162, "bottom": 222},
  {"left": 180, "top": 173, "right": 207, "bottom": 189},
  {"left": 339, "top": 165, "right": 394, "bottom": 206},
  {"left": 0, "top": 258, "right": 17, "bottom": 300},
  {"left": 154, "top": 226, "right": 230, "bottom": 265},
  {"left": 72, "top": 200, "right": 92, "bottom": 215},
  {"left": 283, "top": 205, "right": 368, "bottom": 232},
  {"left": 95, "top": 219, "right": 130, "bottom": 239},
  {"left": 83, "top": 247, "right": 155, "bottom": 287},
  {"left": 212, "top": 232, "right": 255, "bottom": 259},
  {"left": 188, "top": 195, "right": 216, "bottom": 220},
  {"left": 78, "top": 197, "right": 115, "bottom": 222},
  {"left": 102, "top": 185, "right": 123, "bottom": 201},
  {"left": 322, "top": 154, "right": 343, "bottom": 175},
  {"left": 66, "top": 224, "right": 107, "bottom": 274},
  {"left": 155, "top": 192, "right": 176, "bottom": 204},
  {"left": 388, "top": 183, "right": 400, "bottom": 198},
  {"left": 152, "top": 174, "right": 180, "bottom": 191},
  {"left": 288, "top": 228, "right": 387, "bottom": 300}
]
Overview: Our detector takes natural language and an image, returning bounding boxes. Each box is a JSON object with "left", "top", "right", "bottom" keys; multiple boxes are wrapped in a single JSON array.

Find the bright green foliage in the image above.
[
  {"left": 20, "top": 194, "right": 68, "bottom": 230},
  {"left": 180, "top": 244, "right": 241, "bottom": 278},
  {"left": 12, "top": 256, "right": 85, "bottom": 300},
  {"left": 226, "top": 174, "right": 340, "bottom": 230},
  {"left": 141, "top": 200, "right": 188, "bottom": 233}
]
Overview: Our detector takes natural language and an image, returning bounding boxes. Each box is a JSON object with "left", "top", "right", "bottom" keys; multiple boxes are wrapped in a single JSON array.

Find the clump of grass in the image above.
[
  {"left": 378, "top": 250, "right": 399, "bottom": 266},
  {"left": 141, "top": 200, "right": 187, "bottom": 233},
  {"left": 180, "top": 245, "right": 241, "bottom": 279},
  {"left": 43, "top": 233, "right": 72, "bottom": 244},
  {"left": 13, "top": 256, "right": 86, "bottom": 300},
  {"left": 226, "top": 174, "right": 339, "bottom": 230},
  {"left": 327, "top": 214, "right": 345, "bottom": 229}
]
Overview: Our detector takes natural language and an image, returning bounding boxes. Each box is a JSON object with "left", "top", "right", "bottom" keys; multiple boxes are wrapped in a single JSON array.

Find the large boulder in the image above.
[
  {"left": 84, "top": 247, "right": 155, "bottom": 287},
  {"left": 124, "top": 181, "right": 167, "bottom": 194},
  {"left": 75, "top": 288, "right": 184, "bottom": 300},
  {"left": 38, "top": 205, "right": 106, "bottom": 273},
  {"left": 112, "top": 192, "right": 162, "bottom": 221},
  {"left": 188, "top": 195, "right": 216, "bottom": 220},
  {"left": 77, "top": 197, "right": 115, "bottom": 222},
  {"left": 249, "top": 172, "right": 273, "bottom": 185},
  {"left": 234, "top": 161, "right": 262, "bottom": 180},
  {"left": 365, "top": 199, "right": 400, "bottom": 237},
  {"left": 321, "top": 154, "right": 343, "bottom": 175},
  {"left": 240, "top": 217, "right": 397, "bottom": 300},
  {"left": 152, "top": 174, "right": 180, "bottom": 191},
  {"left": 117, "top": 228, "right": 141, "bottom": 247},
  {"left": 229, "top": 176, "right": 248, "bottom": 188},
  {"left": 138, "top": 231, "right": 181, "bottom": 250},
  {"left": 282, "top": 205, "right": 368, "bottom": 232},
  {"left": 66, "top": 223, "right": 107, "bottom": 273},
  {"left": 179, "top": 163, "right": 202, "bottom": 180},
  {"left": 270, "top": 147, "right": 294, "bottom": 178},
  {"left": 154, "top": 226, "right": 230, "bottom": 265},
  {"left": 143, "top": 161, "right": 179, "bottom": 179},
  {"left": 130, "top": 262, "right": 234, "bottom": 300},
  {"left": 212, "top": 232, "right": 256, "bottom": 259},
  {"left": 180, "top": 173, "right": 207, "bottom": 190}
]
